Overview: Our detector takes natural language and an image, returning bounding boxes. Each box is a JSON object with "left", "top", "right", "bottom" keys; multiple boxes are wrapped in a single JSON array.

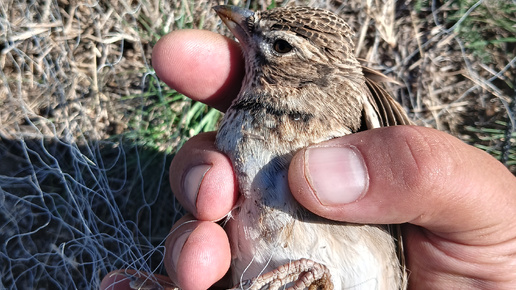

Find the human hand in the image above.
[
  {"left": 102, "top": 29, "right": 516, "bottom": 289},
  {"left": 100, "top": 30, "right": 242, "bottom": 290}
]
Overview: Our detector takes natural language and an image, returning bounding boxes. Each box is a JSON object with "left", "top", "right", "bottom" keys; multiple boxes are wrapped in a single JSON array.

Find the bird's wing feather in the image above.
[
  {"left": 360, "top": 66, "right": 411, "bottom": 288},
  {"left": 361, "top": 67, "right": 413, "bottom": 128},
  {"left": 360, "top": 64, "right": 401, "bottom": 85}
]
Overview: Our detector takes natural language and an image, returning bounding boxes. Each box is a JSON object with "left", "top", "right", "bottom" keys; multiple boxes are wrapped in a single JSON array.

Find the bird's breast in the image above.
[
  {"left": 215, "top": 106, "right": 401, "bottom": 289},
  {"left": 215, "top": 107, "right": 304, "bottom": 271},
  {"left": 215, "top": 107, "right": 296, "bottom": 206}
]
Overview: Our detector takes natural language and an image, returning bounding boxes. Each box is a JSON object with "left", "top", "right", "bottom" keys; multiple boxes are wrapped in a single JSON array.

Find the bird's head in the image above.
[
  {"left": 213, "top": 5, "right": 363, "bottom": 90},
  {"left": 214, "top": 5, "right": 371, "bottom": 136},
  {"left": 213, "top": 5, "right": 411, "bottom": 142}
]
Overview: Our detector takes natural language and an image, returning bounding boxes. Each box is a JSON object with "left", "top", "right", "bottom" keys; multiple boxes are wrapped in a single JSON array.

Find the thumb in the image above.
[{"left": 288, "top": 126, "right": 516, "bottom": 242}]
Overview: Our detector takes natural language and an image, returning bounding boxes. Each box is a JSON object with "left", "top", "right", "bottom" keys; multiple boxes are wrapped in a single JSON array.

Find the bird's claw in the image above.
[{"left": 230, "top": 258, "right": 333, "bottom": 290}]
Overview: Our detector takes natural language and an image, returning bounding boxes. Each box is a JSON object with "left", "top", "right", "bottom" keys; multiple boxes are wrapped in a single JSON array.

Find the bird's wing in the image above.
[
  {"left": 360, "top": 66, "right": 413, "bottom": 128},
  {"left": 360, "top": 64, "right": 401, "bottom": 85},
  {"left": 360, "top": 66, "right": 411, "bottom": 289}
]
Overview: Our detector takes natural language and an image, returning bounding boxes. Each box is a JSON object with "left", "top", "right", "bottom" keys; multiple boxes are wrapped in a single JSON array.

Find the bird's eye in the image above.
[{"left": 273, "top": 39, "right": 293, "bottom": 54}]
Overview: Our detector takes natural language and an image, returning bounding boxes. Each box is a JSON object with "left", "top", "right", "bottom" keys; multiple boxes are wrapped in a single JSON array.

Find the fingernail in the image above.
[
  {"left": 305, "top": 145, "right": 368, "bottom": 205},
  {"left": 172, "top": 230, "right": 192, "bottom": 271},
  {"left": 182, "top": 164, "right": 212, "bottom": 212}
]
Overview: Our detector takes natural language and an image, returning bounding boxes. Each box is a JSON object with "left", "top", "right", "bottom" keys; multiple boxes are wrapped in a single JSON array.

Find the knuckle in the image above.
[{"left": 386, "top": 126, "right": 460, "bottom": 196}]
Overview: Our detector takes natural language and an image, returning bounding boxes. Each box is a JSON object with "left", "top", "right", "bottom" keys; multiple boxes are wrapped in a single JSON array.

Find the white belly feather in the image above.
[{"left": 215, "top": 112, "right": 400, "bottom": 289}]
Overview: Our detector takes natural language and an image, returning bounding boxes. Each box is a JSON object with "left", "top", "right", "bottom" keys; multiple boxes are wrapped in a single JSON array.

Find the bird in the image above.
[{"left": 213, "top": 5, "right": 411, "bottom": 290}]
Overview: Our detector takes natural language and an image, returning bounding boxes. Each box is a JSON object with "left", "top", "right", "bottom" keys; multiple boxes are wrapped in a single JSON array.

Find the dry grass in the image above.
[
  {"left": 1, "top": 0, "right": 514, "bottom": 164},
  {"left": 0, "top": 0, "right": 515, "bottom": 288}
]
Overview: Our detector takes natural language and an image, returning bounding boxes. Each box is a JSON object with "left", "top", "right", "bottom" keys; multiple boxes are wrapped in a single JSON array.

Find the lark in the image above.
[{"left": 214, "top": 5, "right": 411, "bottom": 289}]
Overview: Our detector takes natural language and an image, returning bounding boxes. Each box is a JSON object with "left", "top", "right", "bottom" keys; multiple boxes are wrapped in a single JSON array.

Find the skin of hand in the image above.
[{"left": 101, "top": 29, "right": 516, "bottom": 289}]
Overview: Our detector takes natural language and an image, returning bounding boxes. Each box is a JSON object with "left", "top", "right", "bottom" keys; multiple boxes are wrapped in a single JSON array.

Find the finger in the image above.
[
  {"left": 169, "top": 132, "right": 238, "bottom": 221},
  {"left": 153, "top": 29, "right": 244, "bottom": 112},
  {"left": 165, "top": 215, "right": 231, "bottom": 289},
  {"left": 288, "top": 126, "right": 516, "bottom": 243}
]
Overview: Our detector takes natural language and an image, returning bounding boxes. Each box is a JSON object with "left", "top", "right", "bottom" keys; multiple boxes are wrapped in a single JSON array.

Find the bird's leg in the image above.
[{"left": 230, "top": 258, "right": 333, "bottom": 290}]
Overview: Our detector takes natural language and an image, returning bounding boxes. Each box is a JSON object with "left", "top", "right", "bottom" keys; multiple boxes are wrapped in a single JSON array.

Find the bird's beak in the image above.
[{"left": 213, "top": 5, "right": 254, "bottom": 45}]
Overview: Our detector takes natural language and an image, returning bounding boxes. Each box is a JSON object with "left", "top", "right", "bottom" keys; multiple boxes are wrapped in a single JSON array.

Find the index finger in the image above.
[{"left": 152, "top": 29, "right": 244, "bottom": 112}]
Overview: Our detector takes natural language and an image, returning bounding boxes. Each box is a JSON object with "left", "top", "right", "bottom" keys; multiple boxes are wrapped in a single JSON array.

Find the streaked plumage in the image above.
[{"left": 214, "top": 5, "right": 411, "bottom": 289}]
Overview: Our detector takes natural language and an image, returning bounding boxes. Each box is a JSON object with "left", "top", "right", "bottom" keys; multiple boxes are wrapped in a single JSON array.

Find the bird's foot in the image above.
[{"left": 230, "top": 258, "right": 333, "bottom": 290}]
